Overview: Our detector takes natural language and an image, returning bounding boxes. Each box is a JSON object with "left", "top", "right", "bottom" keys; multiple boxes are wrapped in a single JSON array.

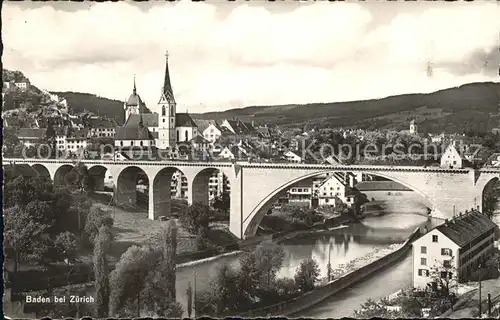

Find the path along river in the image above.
[{"left": 175, "top": 203, "right": 443, "bottom": 317}]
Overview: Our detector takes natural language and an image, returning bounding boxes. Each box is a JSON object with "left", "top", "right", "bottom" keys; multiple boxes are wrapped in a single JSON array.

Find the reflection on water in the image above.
[{"left": 174, "top": 210, "right": 442, "bottom": 316}]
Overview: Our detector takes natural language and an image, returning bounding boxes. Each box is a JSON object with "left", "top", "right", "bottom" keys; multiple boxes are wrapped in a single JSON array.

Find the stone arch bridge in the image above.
[{"left": 4, "top": 158, "right": 499, "bottom": 239}]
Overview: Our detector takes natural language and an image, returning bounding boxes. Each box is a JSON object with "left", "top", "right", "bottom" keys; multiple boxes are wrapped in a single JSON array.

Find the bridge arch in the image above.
[
  {"left": 53, "top": 164, "right": 74, "bottom": 187},
  {"left": 243, "top": 170, "right": 436, "bottom": 238},
  {"left": 31, "top": 164, "right": 51, "bottom": 179},
  {"left": 88, "top": 165, "right": 110, "bottom": 191},
  {"left": 151, "top": 167, "right": 187, "bottom": 219},
  {"left": 115, "top": 166, "right": 150, "bottom": 211},
  {"left": 189, "top": 168, "right": 231, "bottom": 212}
]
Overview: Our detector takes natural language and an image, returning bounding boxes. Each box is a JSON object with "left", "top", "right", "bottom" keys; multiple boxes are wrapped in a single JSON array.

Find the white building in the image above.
[
  {"left": 203, "top": 122, "right": 223, "bottom": 143},
  {"left": 284, "top": 150, "right": 302, "bottom": 163},
  {"left": 17, "top": 128, "right": 46, "bottom": 147},
  {"left": 88, "top": 118, "right": 117, "bottom": 138},
  {"left": 412, "top": 211, "right": 497, "bottom": 290},
  {"left": 14, "top": 82, "right": 28, "bottom": 90},
  {"left": 208, "top": 170, "right": 230, "bottom": 202},
  {"left": 440, "top": 143, "right": 464, "bottom": 169},
  {"left": 171, "top": 170, "right": 188, "bottom": 199},
  {"left": 288, "top": 182, "right": 313, "bottom": 207},
  {"left": 317, "top": 173, "right": 356, "bottom": 208}
]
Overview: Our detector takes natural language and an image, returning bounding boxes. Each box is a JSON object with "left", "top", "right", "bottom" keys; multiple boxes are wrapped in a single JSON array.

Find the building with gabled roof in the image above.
[
  {"left": 412, "top": 210, "right": 498, "bottom": 289},
  {"left": 17, "top": 128, "right": 47, "bottom": 147},
  {"left": 122, "top": 54, "right": 198, "bottom": 149}
]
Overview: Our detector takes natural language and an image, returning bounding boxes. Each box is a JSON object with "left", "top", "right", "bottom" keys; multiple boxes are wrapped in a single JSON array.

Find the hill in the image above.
[
  {"left": 49, "top": 91, "right": 127, "bottom": 124},
  {"left": 193, "top": 82, "right": 500, "bottom": 134}
]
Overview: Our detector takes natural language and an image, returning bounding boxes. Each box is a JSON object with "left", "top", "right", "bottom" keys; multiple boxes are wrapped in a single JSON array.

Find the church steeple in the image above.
[
  {"left": 133, "top": 74, "right": 137, "bottom": 95},
  {"left": 163, "top": 51, "right": 175, "bottom": 103}
]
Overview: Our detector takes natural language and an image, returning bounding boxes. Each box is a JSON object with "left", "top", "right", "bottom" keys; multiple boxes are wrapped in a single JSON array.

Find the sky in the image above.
[{"left": 3, "top": 0, "right": 500, "bottom": 114}]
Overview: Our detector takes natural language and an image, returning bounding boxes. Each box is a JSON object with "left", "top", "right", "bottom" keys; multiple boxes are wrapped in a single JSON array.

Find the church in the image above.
[{"left": 115, "top": 53, "right": 198, "bottom": 151}]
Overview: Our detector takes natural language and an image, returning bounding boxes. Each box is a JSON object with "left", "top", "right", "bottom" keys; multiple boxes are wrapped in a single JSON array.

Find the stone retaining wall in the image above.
[{"left": 235, "top": 227, "right": 422, "bottom": 317}]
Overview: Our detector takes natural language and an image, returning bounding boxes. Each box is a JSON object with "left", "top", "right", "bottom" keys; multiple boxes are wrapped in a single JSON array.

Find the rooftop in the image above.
[
  {"left": 434, "top": 211, "right": 498, "bottom": 247},
  {"left": 115, "top": 126, "right": 155, "bottom": 141}
]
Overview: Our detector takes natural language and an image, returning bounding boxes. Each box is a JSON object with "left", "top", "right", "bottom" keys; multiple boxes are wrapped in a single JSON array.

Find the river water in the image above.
[{"left": 175, "top": 205, "right": 443, "bottom": 317}]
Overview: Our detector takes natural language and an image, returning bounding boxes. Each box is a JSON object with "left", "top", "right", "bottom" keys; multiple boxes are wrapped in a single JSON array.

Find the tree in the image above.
[
  {"left": 211, "top": 263, "right": 242, "bottom": 314},
  {"left": 54, "top": 231, "right": 78, "bottom": 263},
  {"left": 110, "top": 233, "right": 182, "bottom": 318},
  {"left": 186, "top": 282, "right": 193, "bottom": 318},
  {"left": 294, "top": 258, "right": 320, "bottom": 293},
  {"left": 109, "top": 245, "right": 161, "bottom": 317},
  {"left": 161, "top": 220, "right": 177, "bottom": 300},
  {"left": 4, "top": 175, "right": 54, "bottom": 209},
  {"left": 4, "top": 206, "right": 51, "bottom": 272},
  {"left": 354, "top": 298, "right": 402, "bottom": 318},
  {"left": 326, "top": 261, "right": 333, "bottom": 282},
  {"left": 65, "top": 163, "right": 93, "bottom": 192},
  {"left": 196, "top": 228, "right": 210, "bottom": 251},
  {"left": 94, "top": 225, "right": 112, "bottom": 318},
  {"left": 237, "top": 252, "right": 262, "bottom": 302},
  {"left": 255, "top": 242, "right": 285, "bottom": 289},
  {"left": 428, "top": 256, "right": 458, "bottom": 300},
  {"left": 84, "top": 207, "right": 114, "bottom": 246},
  {"left": 181, "top": 202, "right": 211, "bottom": 234},
  {"left": 213, "top": 192, "right": 230, "bottom": 213}
]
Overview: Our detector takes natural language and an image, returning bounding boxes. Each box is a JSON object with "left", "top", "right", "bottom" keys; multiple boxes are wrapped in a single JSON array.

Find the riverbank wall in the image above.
[{"left": 237, "top": 226, "right": 422, "bottom": 317}]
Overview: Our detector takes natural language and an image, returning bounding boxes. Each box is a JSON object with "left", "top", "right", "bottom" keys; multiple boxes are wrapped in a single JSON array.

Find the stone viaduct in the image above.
[{"left": 4, "top": 158, "right": 499, "bottom": 239}]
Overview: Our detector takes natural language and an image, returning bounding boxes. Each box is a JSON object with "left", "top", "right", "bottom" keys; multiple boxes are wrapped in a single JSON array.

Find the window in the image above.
[
  {"left": 170, "top": 106, "right": 173, "bottom": 115},
  {"left": 432, "top": 235, "right": 438, "bottom": 243},
  {"left": 162, "top": 106, "right": 166, "bottom": 116},
  {"left": 131, "top": 141, "right": 134, "bottom": 146},
  {"left": 440, "top": 271, "right": 447, "bottom": 279},
  {"left": 441, "top": 248, "right": 452, "bottom": 256},
  {"left": 176, "top": 131, "right": 180, "bottom": 141},
  {"left": 443, "top": 260, "right": 451, "bottom": 268},
  {"left": 421, "top": 246, "right": 427, "bottom": 254},
  {"left": 418, "top": 269, "right": 429, "bottom": 277},
  {"left": 185, "top": 130, "right": 189, "bottom": 141},
  {"left": 453, "top": 161, "right": 457, "bottom": 165},
  {"left": 140, "top": 141, "right": 143, "bottom": 147},
  {"left": 421, "top": 258, "right": 427, "bottom": 266},
  {"left": 120, "top": 141, "right": 123, "bottom": 147},
  {"left": 163, "top": 118, "right": 166, "bottom": 123}
]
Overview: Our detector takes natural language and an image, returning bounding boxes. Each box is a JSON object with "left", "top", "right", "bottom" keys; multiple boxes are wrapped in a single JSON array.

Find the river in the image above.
[{"left": 174, "top": 210, "right": 443, "bottom": 317}]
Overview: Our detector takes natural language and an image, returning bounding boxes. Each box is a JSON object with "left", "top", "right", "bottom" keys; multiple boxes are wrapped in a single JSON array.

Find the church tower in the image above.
[
  {"left": 410, "top": 119, "right": 418, "bottom": 134},
  {"left": 157, "top": 52, "right": 177, "bottom": 149},
  {"left": 123, "top": 75, "right": 143, "bottom": 122}
]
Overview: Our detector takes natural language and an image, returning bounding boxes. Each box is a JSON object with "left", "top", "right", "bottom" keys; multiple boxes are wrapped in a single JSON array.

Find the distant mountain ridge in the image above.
[{"left": 193, "top": 82, "right": 500, "bottom": 134}]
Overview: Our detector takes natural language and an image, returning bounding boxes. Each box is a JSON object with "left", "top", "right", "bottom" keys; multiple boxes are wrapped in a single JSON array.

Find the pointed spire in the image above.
[
  {"left": 133, "top": 74, "right": 137, "bottom": 95},
  {"left": 163, "top": 51, "right": 175, "bottom": 102}
]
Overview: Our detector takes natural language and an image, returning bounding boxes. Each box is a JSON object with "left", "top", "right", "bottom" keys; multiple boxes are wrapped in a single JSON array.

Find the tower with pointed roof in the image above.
[
  {"left": 123, "top": 75, "right": 144, "bottom": 122},
  {"left": 157, "top": 52, "right": 177, "bottom": 149}
]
